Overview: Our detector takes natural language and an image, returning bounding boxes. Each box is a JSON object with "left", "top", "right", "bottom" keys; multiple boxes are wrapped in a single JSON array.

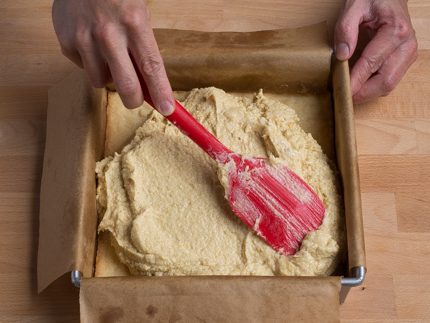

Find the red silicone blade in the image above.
[{"left": 224, "top": 155, "right": 325, "bottom": 256}]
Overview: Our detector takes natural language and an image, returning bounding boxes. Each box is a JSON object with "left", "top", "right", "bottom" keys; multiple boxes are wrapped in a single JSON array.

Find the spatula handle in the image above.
[{"left": 140, "top": 82, "right": 232, "bottom": 164}]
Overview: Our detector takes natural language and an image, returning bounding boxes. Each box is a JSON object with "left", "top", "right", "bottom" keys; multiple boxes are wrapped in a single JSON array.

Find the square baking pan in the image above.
[{"left": 68, "top": 54, "right": 366, "bottom": 303}]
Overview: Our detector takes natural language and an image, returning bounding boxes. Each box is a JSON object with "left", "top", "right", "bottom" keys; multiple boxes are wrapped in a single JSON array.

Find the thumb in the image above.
[{"left": 334, "top": 2, "right": 362, "bottom": 61}]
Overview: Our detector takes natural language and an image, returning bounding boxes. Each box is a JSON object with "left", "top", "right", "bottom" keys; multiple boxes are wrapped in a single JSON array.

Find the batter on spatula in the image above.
[{"left": 96, "top": 87, "right": 345, "bottom": 276}]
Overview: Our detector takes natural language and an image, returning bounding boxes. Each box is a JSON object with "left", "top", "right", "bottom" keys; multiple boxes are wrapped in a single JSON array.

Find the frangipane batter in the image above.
[{"left": 96, "top": 87, "right": 345, "bottom": 276}]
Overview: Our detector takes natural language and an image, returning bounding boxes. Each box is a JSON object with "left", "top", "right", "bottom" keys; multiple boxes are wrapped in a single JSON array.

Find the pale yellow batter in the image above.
[{"left": 96, "top": 87, "right": 345, "bottom": 276}]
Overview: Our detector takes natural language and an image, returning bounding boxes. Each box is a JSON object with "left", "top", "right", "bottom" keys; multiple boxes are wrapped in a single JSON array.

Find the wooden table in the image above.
[{"left": 1, "top": 0, "right": 429, "bottom": 321}]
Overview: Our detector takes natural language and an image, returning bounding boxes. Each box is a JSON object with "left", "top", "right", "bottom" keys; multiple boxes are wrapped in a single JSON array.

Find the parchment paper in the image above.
[
  {"left": 331, "top": 58, "right": 366, "bottom": 270},
  {"left": 38, "top": 69, "right": 106, "bottom": 292},
  {"left": 80, "top": 276, "right": 341, "bottom": 323},
  {"left": 38, "top": 22, "right": 364, "bottom": 322},
  {"left": 153, "top": 24, "right": 331, "bottom": 94}
]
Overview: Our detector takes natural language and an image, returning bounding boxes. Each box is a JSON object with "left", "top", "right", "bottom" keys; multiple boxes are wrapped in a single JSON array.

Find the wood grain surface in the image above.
[{"left": 1, "top": 0, "right": 429, "bottom": 322}]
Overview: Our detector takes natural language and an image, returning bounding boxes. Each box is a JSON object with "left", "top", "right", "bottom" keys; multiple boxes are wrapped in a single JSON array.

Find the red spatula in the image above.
[{"left": 139, "top": 83, "right": 325, "bottom": 256}]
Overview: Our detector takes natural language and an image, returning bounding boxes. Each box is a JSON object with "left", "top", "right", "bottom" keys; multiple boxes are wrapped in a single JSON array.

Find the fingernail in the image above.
[
  {"left": 336, "top": 43, "right": 349, "bottom": 61},
  {"left": 159, "top": 101, "right": 174, "bottom": 116}
]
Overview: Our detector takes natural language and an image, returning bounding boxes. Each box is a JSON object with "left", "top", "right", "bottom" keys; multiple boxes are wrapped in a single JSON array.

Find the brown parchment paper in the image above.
[
  {"left": 331, "top": 59, "right": 366, "bottom": 271},
  {"left": 80, "top": 276, "right": 341, "bottom": 323},
  {"left": 38, "top": 69, "right": 107, "bottom": 292},
  {"left": 153, "top": 24, "right": 330, "bottom": 94},
  {"left": 38, "top": 21, "right": 364, "bottom": 321}
]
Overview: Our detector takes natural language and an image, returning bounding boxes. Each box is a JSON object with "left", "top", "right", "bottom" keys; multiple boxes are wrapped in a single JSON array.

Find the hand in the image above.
[
  {"left": 52, "top": 0, "right": 175, "bottom": 115},
  {"left": 334, "top": 0, "right": 418, "bottom": 104}
]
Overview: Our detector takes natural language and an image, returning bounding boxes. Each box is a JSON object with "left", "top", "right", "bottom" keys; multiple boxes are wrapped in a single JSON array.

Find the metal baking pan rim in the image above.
[{"left": 71, "top": 266, "right": 365, "bottom": 288}]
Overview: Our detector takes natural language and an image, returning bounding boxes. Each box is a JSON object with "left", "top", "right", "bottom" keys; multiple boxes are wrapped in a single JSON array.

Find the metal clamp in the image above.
[
  {"left": 341, "top": 266, "right": 366, "bottom": 287},
  {"left": 71, "top": 270, "right": 83, "bottom": 288},
  {"left": 339, "top": 266, "right": 366, "bottom": 303}
]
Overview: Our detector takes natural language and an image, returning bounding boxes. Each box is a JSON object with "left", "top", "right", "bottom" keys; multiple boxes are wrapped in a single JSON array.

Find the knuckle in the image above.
[
  {"left": 121, "top": 9, "right": 146, "bottom": 31},
  {"left": 140, "top": 55, "right": 163, "bottom": 77},
  {"left": 394, "top": 18, "right": 413, "bottom": 41},
  {"left": 381, "top": 75, "right": 398, "bottom": 93},
  {"left": 116, "top": 77, "right": 139, "bottom": 97},
  {"left": 92, "top": 23, "right": 115, "bottom": 48},
  {"left": 363, "top": 55, "right": 384, "bottom": 74}
]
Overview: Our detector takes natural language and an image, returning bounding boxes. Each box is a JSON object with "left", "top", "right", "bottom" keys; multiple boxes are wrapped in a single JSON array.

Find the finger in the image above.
[
  {"left": 334, "top": 1, "right": 363, "bottom": 61},
  {"left": 132, "top": 37, "right": 174, "bottom": 116},
  {"left": 94, "top": 25, "right": 144, "bottom": 109},
  {"left": 352, "top": 38, "right": 418, "bottom": 104},
  {"left": 349, "top": 24, "right": 409, "bottom": 95},
  {"left": 106, "top": 50, "right": 144, "bottom": 109},
  {"left": 126, "top": 13, "right": 175, "bottom": 116},
  {"left": 78, "top": 46, "right": 111, "bottom": 88}
]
